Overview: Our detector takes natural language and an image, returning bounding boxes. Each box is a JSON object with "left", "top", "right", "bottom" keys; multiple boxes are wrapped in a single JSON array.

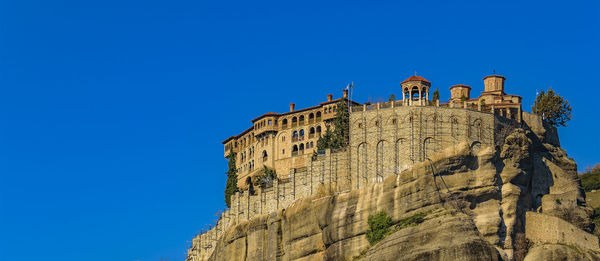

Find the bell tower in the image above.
[{"left": 401, "top": 75, "right": 431, "bottom": 106}]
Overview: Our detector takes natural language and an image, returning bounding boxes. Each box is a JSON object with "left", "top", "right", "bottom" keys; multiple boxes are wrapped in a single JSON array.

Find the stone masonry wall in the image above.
[
  {"left": 525, "top": 212, "right": 599, "bottom": 251},
  {"left": 349, "top": 102, "right": 496, "bottom": 190}
]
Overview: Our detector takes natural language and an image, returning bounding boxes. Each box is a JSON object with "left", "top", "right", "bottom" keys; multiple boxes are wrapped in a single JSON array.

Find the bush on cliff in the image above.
[
  {"left": 580, "top": 164, "right": 600, "bottom": 192},
  {"left": 366, "top": 211, "right": 393, "bottom": 245},
  {"left": 254, "top": 166, "right": 277, "bottom": 189}
]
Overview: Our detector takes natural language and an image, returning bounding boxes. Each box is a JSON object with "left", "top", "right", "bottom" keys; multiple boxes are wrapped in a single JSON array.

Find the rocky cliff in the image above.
[{"left": 193, "top": 116, "right": 598, "bottom": 261}]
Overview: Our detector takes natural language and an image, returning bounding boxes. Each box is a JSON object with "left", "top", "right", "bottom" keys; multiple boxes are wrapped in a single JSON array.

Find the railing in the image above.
[
  {"left": 308, "top": 119, "right": 314, "bottom": 124},
  {"left": 292, "top": 122, "right": 297, "bottom": 127},
  {"left": 380, "top": 101, "right": 392, "bottom": 109},
  {"left": 292, "top": 151, "right": 298, "bottom": 156},
  {"left": 282, "top": 124, "right": 288, "bottom": 129},
  {"left": 315, "top": 116, "right": 322, "bottom": 122},
  {"left": 308, "top": 134, "right": 315, "bottom": 138}
]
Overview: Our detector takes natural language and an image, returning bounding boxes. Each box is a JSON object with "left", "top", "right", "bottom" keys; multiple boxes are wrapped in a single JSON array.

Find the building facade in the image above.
[
  {"left": 222, "top": 90, "right": 360, "bottom": 189},
  {"left": 222, "top": 74, "right": 522, "bottom": 191}
]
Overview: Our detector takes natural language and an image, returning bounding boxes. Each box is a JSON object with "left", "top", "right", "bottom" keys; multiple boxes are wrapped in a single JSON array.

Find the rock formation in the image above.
[{"left": 188, "top": 114, "right": 598, "bottom": 261}]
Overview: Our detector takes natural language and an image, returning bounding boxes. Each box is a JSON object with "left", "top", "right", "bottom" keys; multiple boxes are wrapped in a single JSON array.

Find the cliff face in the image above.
[{"left": 195, "top": 117, "right": 597, "bottom": 261}]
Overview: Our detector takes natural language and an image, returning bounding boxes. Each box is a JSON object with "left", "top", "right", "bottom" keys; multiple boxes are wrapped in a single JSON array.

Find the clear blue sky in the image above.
[{"left": 1, "top": 0, "right": 598, "bottom": 260}]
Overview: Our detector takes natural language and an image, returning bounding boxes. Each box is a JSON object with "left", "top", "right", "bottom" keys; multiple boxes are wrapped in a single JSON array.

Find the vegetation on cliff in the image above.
[
  {"left": 532, "top": 87, "right": 572, "bottom": 127},
  {"left": 317, "top": 100, "right": 350, "bottom": 150},
  {"left": 224, "top": 149, "right": 238, "bottom": 208},
  {"left": 365, "top": 211, "right": 428, "bottom": 246},
  {"left": 581, "top": 164, "right": 600, "bottom": 192},
  {"left": 366, "top": 211, "right": 393, "bottom": 245}
]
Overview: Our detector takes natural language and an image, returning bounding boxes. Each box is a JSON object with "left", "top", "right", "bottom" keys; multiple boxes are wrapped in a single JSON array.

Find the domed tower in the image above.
[
  {"left": 449, "top": 84, "right": 471, "bottom": 102},
  {"left": 401, "top": 75, "right": 431, "bottom": 105},
  {"left": 483, "top": 75, "right": 505, "bottom": 94}
]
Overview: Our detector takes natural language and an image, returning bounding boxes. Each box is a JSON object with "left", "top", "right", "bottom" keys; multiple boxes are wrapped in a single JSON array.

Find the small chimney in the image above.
[
  {"left": 343, "top": 89, "right": 348, "bottom": 99},
  {"left": 327, "top": 94, "right": 333, "bottom": 101},
  {"left": 289, "top": 103, "right": 295, "bottom": 112}
]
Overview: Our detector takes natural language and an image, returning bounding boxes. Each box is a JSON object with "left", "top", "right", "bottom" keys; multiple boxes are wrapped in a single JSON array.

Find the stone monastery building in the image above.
[
  {"left": 187, "top": 73, "right": 526, "bottom": 260},
  {"left": 222, "top": 74, "right": 522, "bottom": 190}
]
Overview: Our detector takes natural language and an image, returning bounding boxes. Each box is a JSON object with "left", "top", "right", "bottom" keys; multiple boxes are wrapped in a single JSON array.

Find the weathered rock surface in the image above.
[{"left": 199, "top": 121, "right": 598, "bottom": 261}]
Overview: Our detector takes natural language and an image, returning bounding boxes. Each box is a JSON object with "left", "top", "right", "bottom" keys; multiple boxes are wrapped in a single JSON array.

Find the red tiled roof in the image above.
[
  {"left": 483, "top": 75, "right": 506, "bottom": 80},
  {"left": 449, "top": 84, "right": 471, "bottom": 89},
  {"left": 251, "top": 112, "right": 280, "bottom": 123},
  {"left": 401, "top": 75, "right": 430, "bottom": 84}
]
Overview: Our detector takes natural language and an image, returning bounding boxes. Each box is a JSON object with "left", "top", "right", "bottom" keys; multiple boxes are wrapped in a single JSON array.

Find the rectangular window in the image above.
[
  {"left": 282, "top": 149, "right": 285, "bottom": 154},
  {"left": 268, "top": 120, "right": 272, "bottom": 125}
]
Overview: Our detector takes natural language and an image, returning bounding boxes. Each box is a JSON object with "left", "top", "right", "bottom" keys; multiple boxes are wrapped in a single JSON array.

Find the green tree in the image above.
[
  {"left": 317, "top": 100, "right": 350, "bottom": 150},
  {"left": 224, "top": 149, "right": 238, "bottom": 208},
  {"left": 432, "top": 88, "right": 440, "bottom": 101},
  {"left": 460, "top": 95, "right": 467, "bottom": 102},
  {"left": 389, "top": 94, "right": 396, "bottom": 101},
  {"left": 532, "top": 88, "right": 572, "bottom": 127}
]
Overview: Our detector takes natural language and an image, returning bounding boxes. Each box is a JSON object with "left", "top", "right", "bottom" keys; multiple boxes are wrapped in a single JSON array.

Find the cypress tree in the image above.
[
  {"left": 317, "top": 99, "right": 350, "bottom": 150},
  {"left": 432, "top": 88, "right": 440, "bottom": 101},
  {"left": 224, "top": 149, "right": 238, "bottom": 208}
]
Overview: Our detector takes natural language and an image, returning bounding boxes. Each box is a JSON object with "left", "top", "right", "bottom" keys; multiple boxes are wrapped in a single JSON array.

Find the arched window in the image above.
[
  {"left": 299, "top": 143, "right": 304, "bottom": 154},
  {"left": 262, "top": 150, "right": 268, "bottom": 162},
  {"left": 309, "top": 127, "right": 315, "bottom": 138},
  {"left": 316, "top": 126, "right": 322, "bottom": 135},
  {"left": 282, "top": 119, "right": 288, "bottom": 128},
  {"left": 292, "top": 145, "right": 299, "bottom": 156},
  {"left": 292, "top": 117, "right": 298, "bottom": 127},
  {"left": 292, "top": 131, "right": 298, "bottom": 142},
  {"left": 423, "top": 137, "right": 437, "bottom": 160},
  {"left": 299, "top": 115, "right": 305, "bottom": 124},
  {"left": 308, "top": 113, "right": 314, "bottom": 122},
  {"left": 306, "top": 142, "right": 310, "bottom": 149},
  {"left": 299, "top": 129, "right": 304, "bottom": 137},
  {"left": 316, "top": 111, "right": 322, "bottom": 119}
]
